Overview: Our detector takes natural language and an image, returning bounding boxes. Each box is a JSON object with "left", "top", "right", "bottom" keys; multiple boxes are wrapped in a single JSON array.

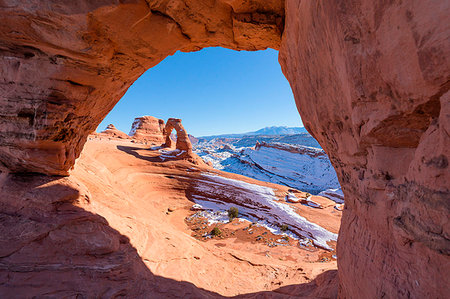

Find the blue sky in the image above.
[{"left": 98, "top": 48, "right": 302, "bottom": 137}]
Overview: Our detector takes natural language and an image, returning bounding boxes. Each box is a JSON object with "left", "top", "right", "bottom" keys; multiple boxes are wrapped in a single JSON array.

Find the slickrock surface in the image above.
[
  {"left": 279, "top": 0, "right": 449, "bottom": 298},
  {"left": 129, "top": 116, "right": 165, "bottom": 144},
  {"left": 99, "top": 124, "right": 130, "bottom": 139},
  {"left": 0, "top": 138, "right": 340, "bottom": 298}
]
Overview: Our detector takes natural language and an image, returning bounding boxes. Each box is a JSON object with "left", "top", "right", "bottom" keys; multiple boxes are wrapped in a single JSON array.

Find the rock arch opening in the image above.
[{"left": 0, "top": 0, "right": 447, "bottom": 298}]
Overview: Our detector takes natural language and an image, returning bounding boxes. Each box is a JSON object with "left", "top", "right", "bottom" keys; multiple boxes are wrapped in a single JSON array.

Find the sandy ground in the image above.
[{"left": 70, "top": 136, "right": 341, "bottom": 296}]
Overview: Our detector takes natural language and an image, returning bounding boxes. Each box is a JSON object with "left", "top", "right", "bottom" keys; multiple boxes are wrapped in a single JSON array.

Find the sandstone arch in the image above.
[
  {"left": 0, "top": 0, "right": 448, "bottom": 298},
  {"left": 163, "top": 118, "right": 192, "bottom": 153}
]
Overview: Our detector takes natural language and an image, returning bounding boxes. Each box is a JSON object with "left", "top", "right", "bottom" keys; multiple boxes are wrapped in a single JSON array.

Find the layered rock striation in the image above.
[
  {"left": 129, "top": 116, "right": 165, "bottom": 144},
  {"left": 279, "top": 0, "right": 449, "bottom": 297},
  {"left": 99, "top": 124, "right": 130, "bottom": 139},
  {"left": 0, "top": 0, "right": 284, "bottom": 175},
  {"left": 0, "top": 0, "right": 448, "bottom": 298}
]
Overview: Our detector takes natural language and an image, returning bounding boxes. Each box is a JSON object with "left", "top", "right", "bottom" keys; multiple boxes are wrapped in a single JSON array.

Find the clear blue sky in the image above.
[{"left": 98, "top": 48, "right": 302, "bottom": 137}]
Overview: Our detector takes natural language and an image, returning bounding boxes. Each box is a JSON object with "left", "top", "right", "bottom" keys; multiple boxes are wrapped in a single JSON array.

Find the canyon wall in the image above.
[
  {"left": 279, "top": 0, "right": 449, "bottom": 298},
  {"left": 0, "top": 0, "right": 448, "bottom": 297}
]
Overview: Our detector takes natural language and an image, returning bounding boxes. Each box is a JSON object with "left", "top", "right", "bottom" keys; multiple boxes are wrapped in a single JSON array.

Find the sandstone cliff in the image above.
[
  {"left": 129, "top": 116, "right": 165, "bottom": 144},
  {"left": 279, "top": 1, "right": 449, "bottom": 297}
]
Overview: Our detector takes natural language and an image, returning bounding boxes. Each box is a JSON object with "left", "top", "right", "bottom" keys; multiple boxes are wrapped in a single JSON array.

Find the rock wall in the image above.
[
  {"left": 0, "top": 0, "right": 284, "bottom": 175},
  {"left": 129, "top": 116, "right": 165, "bottom": 144},
  {"left": 279, "top": 0, "right": 449, "bottom": 298}
]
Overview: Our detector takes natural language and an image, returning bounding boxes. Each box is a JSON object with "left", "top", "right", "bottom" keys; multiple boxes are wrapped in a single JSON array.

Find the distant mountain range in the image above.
[{"left": 199, "top": 126, "right": 307, "bottom": 140}]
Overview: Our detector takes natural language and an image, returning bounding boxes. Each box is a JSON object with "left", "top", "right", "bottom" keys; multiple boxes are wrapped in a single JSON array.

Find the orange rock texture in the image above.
[
  {"left": 99, "top": 124, "right": 131, "bottom": 139},
  {"left": 163, "top": 118, "right": 192, "bottom": 152},
  {"left": 0, "top": 0, "right": 284, "bottom": 175},
  {"left": 0, "top": 0, "right": 448, "bottom": 298},
  {"left": 129, "top": 116, "right": 165, "bottom": 144},
  {"left": 279, "top": 1, "right": 449, "bottom": 298}
]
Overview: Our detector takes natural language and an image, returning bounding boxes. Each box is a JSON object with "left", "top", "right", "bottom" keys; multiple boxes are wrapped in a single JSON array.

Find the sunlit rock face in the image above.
[
  {"left": 99, "top": 124, "right": 130, "bottom": 139},
  {"left": 129, "top": 116, "right": 165, "bottom": 144},
  {"left": 0, "top": 0, "right": 448, "bottom": 298},
  {"left": 279, "top": 0, "right": 449, "bottom": 298},
  {"left": 0, "top": 0, "right": 284, "bottom": 175},
  {"left": 163, "top": 118, "right": 192, "bottom": 152}
]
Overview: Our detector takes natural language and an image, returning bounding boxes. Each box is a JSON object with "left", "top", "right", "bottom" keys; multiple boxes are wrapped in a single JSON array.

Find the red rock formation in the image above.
[
  {"left": 0, "top": 0, "right": 448, "bottom": 297},
  {"left": 162, "top": 118, "right": 205, "bottom": 165},
  {"left": 129, "top": 116, "right": 165, "bottom": 144},
  {"left": 0, "top": 0, "right": 284, "bottom": 175},
  {"left": 279, "top": 0, "right": 449, "bottom": 298},
  {"left": 99, "top": 124, "right": 130, "bottom": 139},
  {"left": 163, "top": 118, "right": 192, "bottom": 152}
]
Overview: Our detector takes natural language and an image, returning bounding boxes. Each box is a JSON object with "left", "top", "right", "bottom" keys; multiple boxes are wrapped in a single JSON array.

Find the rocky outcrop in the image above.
[
  {"left": 129, "top": 116, "right": 165, "bottom": 144},
  {"left": 161, "top": 118, "right": 205, "bottom": 165},
  {"left": 163, "top": 118, "right": 193, "bottom": 153},
  {"left": 279, "top": 0, "right": 449, "bottom": 298},
  {"left": 0, "top": 0, "right": 284, "bottom": 175},
  {"left": 0, "top": 0, "right": 448, "bottom": 298},
  {"left": 255, "top": 141, "right": 326, "bottom": 158},
  {"left": 99, "top": 124, "right": 130, "bottom": 139}
]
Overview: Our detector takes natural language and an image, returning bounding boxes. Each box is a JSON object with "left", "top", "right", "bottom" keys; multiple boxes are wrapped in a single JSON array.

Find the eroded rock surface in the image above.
[
  {"left": 279, "top": 0, "right": 449, "bottom": 297},
  {"left": 129, "top": 116, "right": 165, "bottom": 144},
  {"left": 0, "top": 0, "right": 448, "bottom": 298},
  {"left": 99, "top": 124, "right": 130, "bottom": 139},
  {"left": 0, "top": 0, "right": 284, "bottom": 175},
  {"left": 163, "top": 118, "right": 192, "bottom": 152}
]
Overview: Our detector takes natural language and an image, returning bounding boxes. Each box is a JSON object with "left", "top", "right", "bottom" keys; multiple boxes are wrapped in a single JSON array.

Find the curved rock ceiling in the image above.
[{"left": 0, "top": 0, "right": 448, "bottom": 298}]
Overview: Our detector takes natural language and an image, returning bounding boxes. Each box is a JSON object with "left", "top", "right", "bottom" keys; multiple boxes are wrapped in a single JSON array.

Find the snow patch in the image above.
[
  {"left": 318, "top": 188, "right": 344, "bottom": 204},
  {"left": 191, "top": 173, "right": 337, "bottom": 250}
]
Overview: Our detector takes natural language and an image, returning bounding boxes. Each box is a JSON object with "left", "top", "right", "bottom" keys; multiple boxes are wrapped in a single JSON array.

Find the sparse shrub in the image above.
[
  {"left": 280, "top": 224, "right": 289, "bottom": 232},
  {"left": 211, "top": 227, "right": 222, "bottom": 236},
  {"left": 228, "top": 207, "right": 239, "bottom": 220},
  {"left": 282, "top": 235, "right": 289, "bottom": 241},
  {"left": 304, "top": 192, "right": 311, "bottom": 198}
]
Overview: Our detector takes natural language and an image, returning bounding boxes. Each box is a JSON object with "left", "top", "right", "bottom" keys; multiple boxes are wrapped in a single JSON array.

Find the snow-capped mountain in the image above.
[
  {"left": 250, "top": 126, "right": 307, "bottom": 136},
  {"left": 198, "top": 126, "right": 307, "bottom": 140}
]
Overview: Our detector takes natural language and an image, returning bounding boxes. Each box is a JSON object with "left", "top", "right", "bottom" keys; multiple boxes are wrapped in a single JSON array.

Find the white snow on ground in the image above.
[
  {"left": 242, "top": 145, "right": 339, "bottom": 194},
  {"left": 318, "top": 188, "right": 344, "bottom": 204},
  {"left": 285, "top": 193, "right": 301, "bottom": 203},
  {"left": 194, "top": 141, "right": 342, "bottom": 196},
  {"left": 191, "top": 173, "right": 337, "bottom": 250},
  {"left": 284, "top": 193, "right": 321, "bottom": 208}
]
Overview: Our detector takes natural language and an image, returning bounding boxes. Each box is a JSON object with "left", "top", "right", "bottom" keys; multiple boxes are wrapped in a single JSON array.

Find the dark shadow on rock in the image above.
[
  {"left": 0, "top": 173, "right": 337, "bottom": 298},
  {"left": 235, "top": 270, "right": 338, "bottom": 298},
  {"left": 116, "top": 144, "right": 188, "bottom": 163},
  {"left": 0, "top": 173, "right": 219, "bottom": 298},
  {"left": 117, "top": 144, "right": 168, "bottom": 163}
]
